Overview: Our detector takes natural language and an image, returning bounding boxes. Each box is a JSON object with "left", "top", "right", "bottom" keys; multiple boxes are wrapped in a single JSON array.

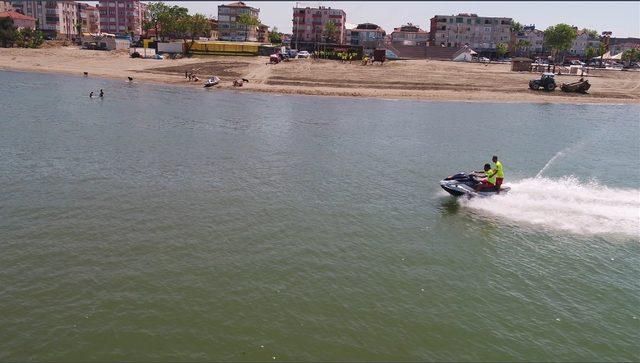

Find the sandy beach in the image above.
[{"left": 1, "top": 46, "right": 639, "bottom": 104}]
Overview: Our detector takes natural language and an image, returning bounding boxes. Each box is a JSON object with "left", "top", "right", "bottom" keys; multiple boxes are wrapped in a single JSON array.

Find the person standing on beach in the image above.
[{"left": 492, "top": 155, "right": 504, "bottom": 189}]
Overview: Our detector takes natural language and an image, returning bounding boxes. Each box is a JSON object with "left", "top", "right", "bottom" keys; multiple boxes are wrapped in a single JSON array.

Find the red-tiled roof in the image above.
[{"left": 0, "top": 11, "right": 36, "bottom": 21}]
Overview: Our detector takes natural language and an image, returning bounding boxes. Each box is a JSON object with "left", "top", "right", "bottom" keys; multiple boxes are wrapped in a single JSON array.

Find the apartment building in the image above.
[
  {"left": 429, "top": 13, "right": 512, "bottom": 53},
  {"left": 347, "top": 23, "right": 385, "bottom": 49},
  {"left": 218, "top": 1, "right": 260, "bottom": 42},
  {"left": 609, "top": 37, "right": 640, "bottom": 55},
  {"left": 568, "top": 28, "right": 601, "bottom": 57},
  {"left": 390, "top": 23, "right": 429, "bottom": 45},
  {"left": 98, "top": 0, "right": 148, "bottom": 36},
  {"left": 12, "top": 1, "right": 78, "bottom": 39},
  {"left": 0, "top": 1, "right": 13, "bottom": 12},
  {"left": 77, "top": 2, "right": 100, "bottom": 33},
  {"left": 514, "top": 24, "right": 545, "bottom": 56},
  {"left": 292, "top": 6, "right": 346, "bottom": 45}
]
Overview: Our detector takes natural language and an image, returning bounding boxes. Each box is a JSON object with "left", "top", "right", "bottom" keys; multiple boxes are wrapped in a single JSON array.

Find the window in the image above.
[
  {"left": 456, "top": 18, "right": 463, "bottom": 23},
  {"left": 467, "top": 19, "right": 471, "bottom": 24}
]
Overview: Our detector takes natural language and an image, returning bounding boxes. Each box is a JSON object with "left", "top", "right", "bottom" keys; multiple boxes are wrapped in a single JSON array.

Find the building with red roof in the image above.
[{"left": 0, "top": 10, "right": 35, "bottom": 29}]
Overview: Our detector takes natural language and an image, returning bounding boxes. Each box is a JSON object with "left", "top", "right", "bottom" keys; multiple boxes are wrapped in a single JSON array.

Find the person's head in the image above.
[
  {"left": 492, "top": 155, "right": 498, "bottom": 162},
  {"left": 484, "top": 163, "right": 491, "bottom": 171}
]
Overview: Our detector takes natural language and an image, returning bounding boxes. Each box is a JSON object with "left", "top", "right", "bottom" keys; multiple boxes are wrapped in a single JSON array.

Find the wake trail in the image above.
[
  {"left": 536, "top": 151, "right": 564, "bottom": 178},
  {"left": 462, "top": 176, "right": 640, "bottom": 237}
]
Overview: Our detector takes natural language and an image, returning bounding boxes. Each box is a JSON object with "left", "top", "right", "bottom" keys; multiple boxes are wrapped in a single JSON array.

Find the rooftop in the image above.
[{"left": 0, "top": 10, "right": 36, "bottom": 21}]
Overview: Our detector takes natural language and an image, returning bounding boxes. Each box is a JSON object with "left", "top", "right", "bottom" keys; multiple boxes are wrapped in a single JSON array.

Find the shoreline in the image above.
[{"left": 1, "top": 47, "right": 639, "bottom": 105}]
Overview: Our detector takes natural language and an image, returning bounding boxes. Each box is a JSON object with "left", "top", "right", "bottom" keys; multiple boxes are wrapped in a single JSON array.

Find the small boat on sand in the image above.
[{"left": 204, "top": 76, "right": 220, "bottom": 88}]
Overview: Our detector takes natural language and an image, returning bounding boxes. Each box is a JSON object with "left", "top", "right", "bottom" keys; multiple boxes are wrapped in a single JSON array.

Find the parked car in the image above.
[
  {"left": 297, "top": 50, "right": 310, "bottom": 58},
  {"left": 479, "top": 57, "right": 490, "bottom": 63},
  {"left": 287, "top": 49, "right": 298, "bottom": 58}
]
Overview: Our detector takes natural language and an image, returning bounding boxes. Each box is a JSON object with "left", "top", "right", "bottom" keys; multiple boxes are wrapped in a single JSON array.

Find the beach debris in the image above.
[
  {"left": 83, "top": 72, "right": 88, "bottom": 76},
  {"left": 127, "top": 76, "right": 133, "bottom": 82},
  {"left": 233, "top": 78, "right": 250, "bottom": 87}
]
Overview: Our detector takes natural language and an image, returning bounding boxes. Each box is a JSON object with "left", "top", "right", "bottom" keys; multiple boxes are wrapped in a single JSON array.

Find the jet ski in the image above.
[
  {"left": 203, "top": 76, "right": 220, "bottom": 88},
  {"left": 440, "top": 172, "right": 510, "bottom": 197}
]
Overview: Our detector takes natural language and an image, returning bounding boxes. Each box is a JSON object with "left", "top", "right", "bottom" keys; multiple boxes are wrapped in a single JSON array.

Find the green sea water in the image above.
[{"left": 1, "top": 70, "right": 639, "bottom": 361}]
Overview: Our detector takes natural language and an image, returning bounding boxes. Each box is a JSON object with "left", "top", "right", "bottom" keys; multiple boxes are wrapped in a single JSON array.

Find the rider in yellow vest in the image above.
[
  {"left": 492, "top": 155, "right": 504, "bottom": 189},
  {"left": 475, "top": 163, "right": 497, "bottom": 190}
]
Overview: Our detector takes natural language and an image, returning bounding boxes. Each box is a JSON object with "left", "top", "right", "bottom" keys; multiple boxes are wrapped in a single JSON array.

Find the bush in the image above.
[{"left": 15, "top": 28, "right": 44, "bottom": 48}]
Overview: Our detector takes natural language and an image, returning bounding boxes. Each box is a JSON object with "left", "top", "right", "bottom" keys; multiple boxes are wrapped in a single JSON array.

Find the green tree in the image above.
[
  {"left": 582, "top": 28, "right": 599, "bottom": 39},
  {"left": 323, "top": 21, "right": 338, "bottom": 44},
  {"left": 236, "top": 12, "right": 260, "bottom": 41},
  {"left": 516, "top": 39, "right": 531, "bottom": 56},
  {"left": 585, "top": 46, "right": 597, "bottom": 61},
  {"left": 496, "top": 42, "right": 508, "bottom": 58},
  {"left": 268, "top": 26, "right": 281, "bottom": 44},
  {"left": 15, "top": 28, "right": 44, "bottom": 48},
  {"left": 176, "top": 13, "right": 210, "bottom": 53},
  {"left": 146, "top": 2, "right": 170, "bottom": 40},
  {"left": 0, "top": 17, "right": 16, "bottom": 48},
  {"left": 622, "top": 48, "right": 640, "bottom": 62},
  {"left": 544, "top": 24, "right": 577, "bottom": 63},
  {"left": 509, "top": 21, "right": 523, "bottom": 53}
]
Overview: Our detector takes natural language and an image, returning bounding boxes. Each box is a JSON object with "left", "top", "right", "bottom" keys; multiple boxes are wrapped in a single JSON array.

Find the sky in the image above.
[{"left": 156, "top": 1, "right": 640, "bottom": 38}]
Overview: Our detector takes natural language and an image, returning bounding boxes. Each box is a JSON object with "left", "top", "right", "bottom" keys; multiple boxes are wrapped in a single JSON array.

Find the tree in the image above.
[
  {"left": 236, "top": 12, "right": 260, "bottom": 41},
  {"left": 509, "top": 21, "right": 523, "bottom": 53},
  {"left": 268, "top": 26, "right": 281, "bottom": 44},
  {"left": 585, "top": 46, "right": 597, "bottom": 61},
  {"left": 323, "top": 21, "right": 338, "bottom": 44},
  {"left": 622, "top": 48, "right": 640, "bottom": 62},
  {"left": 0, "top": 17, "right": 15, "bottom": 48},
  {"left": 516, "top": 39, "right": 531, "bottom": 57},
  {"left": 544, "top": 24, "right": 577, "bottom": 63},
  {"left": 146, "top": 2, "right": 170, "bottom": 40},
  {"left": 510, "top": 21, "right": 523, "bottom": 34},
  {"left": 15, "top": 27, "right": 44, "bottom": 48},
  {"left": 582, "top": 28, "right": 599, "bottom": 39},
  {"left": 496, "top": 42, "right": 508, "bottom": 58},
  {"left": 176, "top": 13, "right": 210, "bottom": 53}
]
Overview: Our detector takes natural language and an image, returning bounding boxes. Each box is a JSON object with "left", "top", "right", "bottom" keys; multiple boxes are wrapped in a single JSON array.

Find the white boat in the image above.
[{"left": 203, "top": 76, "right": 220, "bottom": 88}]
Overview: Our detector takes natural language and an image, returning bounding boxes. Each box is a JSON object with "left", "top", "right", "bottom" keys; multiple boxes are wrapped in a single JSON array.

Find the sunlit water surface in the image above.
[{"left": 1, "top": 71, "right": 639, "bottom": 361}]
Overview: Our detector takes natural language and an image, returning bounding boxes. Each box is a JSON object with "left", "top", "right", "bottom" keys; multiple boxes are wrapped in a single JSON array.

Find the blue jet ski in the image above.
[{"left": 440, "top": 172, "right": 510, "bottom": 197}]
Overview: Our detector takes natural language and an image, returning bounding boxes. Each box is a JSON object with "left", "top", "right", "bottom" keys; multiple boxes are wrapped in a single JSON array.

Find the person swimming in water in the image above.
[
  {"left": 99, "top": 89, "right": 104, "bottom": 97},
  {"left": 89, "top": 91, "right": 94, "bottom": 98}
]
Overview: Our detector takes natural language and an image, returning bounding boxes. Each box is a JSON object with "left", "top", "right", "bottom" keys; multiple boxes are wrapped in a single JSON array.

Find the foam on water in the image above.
[{"left": 462, "top": 176, "right": 640, "bottom": 237}]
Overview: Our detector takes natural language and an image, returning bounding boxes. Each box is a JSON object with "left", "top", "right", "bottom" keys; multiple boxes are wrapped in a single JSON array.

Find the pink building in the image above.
[
  {"left": 12, "top": 0, "right": 78, "bottom": 39},
  {"left": 77, "top": 3, "right": 100, "bottom": 34},
  {"left": 292, "top": 6, "right": 346, "bottom": 45},
  {"left": 0, "top": 10, "right": 35, "bottom": 29},
  {"left": 98, "top": 0, "right": 148, "bottom": 36}
]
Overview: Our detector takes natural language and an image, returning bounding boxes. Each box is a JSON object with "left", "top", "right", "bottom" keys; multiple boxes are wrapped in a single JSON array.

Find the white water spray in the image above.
[
  {"left": 536, "top": 151, "right": 564, "bottom": 178},
  {"left": 463, "top": 176, "right": 640, "bottom": 237}
]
